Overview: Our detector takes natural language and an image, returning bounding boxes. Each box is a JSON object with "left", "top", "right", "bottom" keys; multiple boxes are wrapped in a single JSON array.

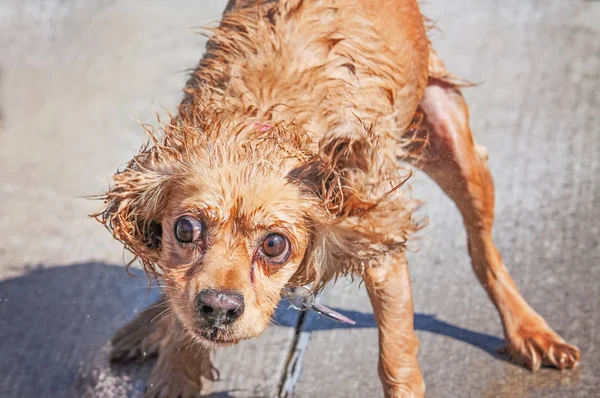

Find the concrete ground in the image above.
[{"left": 0, "top": 0, "right": 598, "bottom": 397}]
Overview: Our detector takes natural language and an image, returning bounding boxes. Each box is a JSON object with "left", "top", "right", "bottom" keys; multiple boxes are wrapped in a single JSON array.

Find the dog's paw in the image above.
[
  {"left": 383, "top": 385, "right": 425, "bottom": 398},
  {"left": 144, "top": 369, "right": 200, "bottom": 398},
  {"left": 504, "top": 325, "right": 580, "bottom": 371},
  {"left": 381, "top": 371, "right": 425, "bottom": 398}
]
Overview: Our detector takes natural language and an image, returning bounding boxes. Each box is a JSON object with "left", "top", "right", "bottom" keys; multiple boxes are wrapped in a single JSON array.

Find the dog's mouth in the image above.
[{"left": 196, "top": 327, "right": 240, "bottom": 346}]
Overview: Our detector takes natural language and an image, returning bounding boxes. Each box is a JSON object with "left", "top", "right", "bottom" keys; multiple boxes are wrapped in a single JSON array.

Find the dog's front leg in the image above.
[
  {"left": 145, "top": 327, "right": 218, "bottom": 398},
  {"left": 364, "top": 252, "right": 425, "bottom": 398}
]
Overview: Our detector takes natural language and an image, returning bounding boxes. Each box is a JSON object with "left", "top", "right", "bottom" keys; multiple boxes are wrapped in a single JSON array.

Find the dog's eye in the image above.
[
  {"left": 174, "top": 216, "right": 204, "bottom": 243},
  {"left": 261, "top": 233, "right": 290, "bottom": 262}
]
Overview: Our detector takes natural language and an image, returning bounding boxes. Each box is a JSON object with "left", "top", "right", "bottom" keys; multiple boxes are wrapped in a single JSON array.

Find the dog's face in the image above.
[
  {"left": 159, "top": 165, "right": 312, "bottom": 346},
  {"left": 96, "top": 120, "right": 414, "bottom": 347}
]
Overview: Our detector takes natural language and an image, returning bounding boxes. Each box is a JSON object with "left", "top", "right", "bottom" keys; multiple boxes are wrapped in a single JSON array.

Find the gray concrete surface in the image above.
[{"left": 0, "top": 0, "right": 598, "bottom": 397}]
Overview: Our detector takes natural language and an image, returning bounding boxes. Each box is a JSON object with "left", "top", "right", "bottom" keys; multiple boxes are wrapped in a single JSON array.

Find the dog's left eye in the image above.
[
  {"left": 261, "top": 233, "right": 290, "bottom": 263},
  {"left": 174, "top": 216, "right": 204, "bottom": 243}
]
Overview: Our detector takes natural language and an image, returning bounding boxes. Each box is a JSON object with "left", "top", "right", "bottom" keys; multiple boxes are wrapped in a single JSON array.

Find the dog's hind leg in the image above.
[
  {"left": 408, "top": 49, "right": 580, "bottom": 371},
  {"left": 110, "top": 296, "right": 169, "bottom": 363}
]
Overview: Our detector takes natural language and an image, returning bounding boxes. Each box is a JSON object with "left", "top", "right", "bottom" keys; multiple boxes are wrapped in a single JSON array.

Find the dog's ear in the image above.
[
  {"left": 93, "top": 148, "right": 176, "bottom": 275},
  {"left": 287, "top": 135, "right": 421, "bottom": 290},
  {"left": 288, "top": 135, "right": 387, "bottom": 218}
]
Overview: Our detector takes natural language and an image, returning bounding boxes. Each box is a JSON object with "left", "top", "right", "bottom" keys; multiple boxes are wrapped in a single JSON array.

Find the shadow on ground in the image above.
[
  {"left": 0, "top": 262, "right": 507, "bottom": 397},
  {"left": 302, "top": 307, "right": 506, "bottom": 361},
  {"left": 0, "top": 262, "right": 159, "bottom": 398}
]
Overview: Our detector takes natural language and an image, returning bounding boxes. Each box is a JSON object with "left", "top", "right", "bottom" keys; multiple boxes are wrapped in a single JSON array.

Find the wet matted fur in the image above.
[{"left": 94, "top": 1, "right": 580, "bottom": 397}]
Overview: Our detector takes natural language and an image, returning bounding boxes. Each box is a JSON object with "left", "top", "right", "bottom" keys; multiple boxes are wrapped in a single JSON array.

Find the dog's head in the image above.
[{"left": 95, "top": 116, "right": 417, "bottom": 347}]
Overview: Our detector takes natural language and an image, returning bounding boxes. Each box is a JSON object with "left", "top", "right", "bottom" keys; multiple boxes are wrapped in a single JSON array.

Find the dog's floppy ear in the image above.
[
  {"left": 288, "top": 136, "right": 375, "bottom": 217},
  {"left": 93, "top": 146, "right": 177, "bottom": 276},
  {"left": 287, "top": 135, "right": 421, "bottom": 290}
]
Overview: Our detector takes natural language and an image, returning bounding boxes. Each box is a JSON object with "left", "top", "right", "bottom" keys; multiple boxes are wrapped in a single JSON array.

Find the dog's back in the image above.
[{"left": 182, "top": 0, "right": 429, "bottom": 147}]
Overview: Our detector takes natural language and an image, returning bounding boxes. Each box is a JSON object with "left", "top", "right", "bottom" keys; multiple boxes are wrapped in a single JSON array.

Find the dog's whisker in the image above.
[{"left": 150, "top": 307, "right": 173, "bottom": 323}]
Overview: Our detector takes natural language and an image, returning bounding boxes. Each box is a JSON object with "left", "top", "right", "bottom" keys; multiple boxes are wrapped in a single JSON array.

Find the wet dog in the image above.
[{"left": 95, "top": 1, "right": 580, "bottom": 396}]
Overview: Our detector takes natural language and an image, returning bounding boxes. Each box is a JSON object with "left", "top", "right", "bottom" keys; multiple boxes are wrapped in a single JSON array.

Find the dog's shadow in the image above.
[
  {"left": 0, "top": 262, "right": 506, "bottom": 398},
  {"left": 280, "top": 306, "right": 505, "bottom": 360}
]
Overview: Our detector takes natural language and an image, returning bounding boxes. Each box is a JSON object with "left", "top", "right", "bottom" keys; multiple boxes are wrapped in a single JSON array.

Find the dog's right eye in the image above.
[{"left": 174, "top": 216, "right": 204, "bottom": 243}]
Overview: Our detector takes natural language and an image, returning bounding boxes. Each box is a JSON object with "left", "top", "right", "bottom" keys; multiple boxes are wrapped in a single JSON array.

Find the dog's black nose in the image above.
[{"left": 195, "top": 289, "right": 245, "bottom": 326}]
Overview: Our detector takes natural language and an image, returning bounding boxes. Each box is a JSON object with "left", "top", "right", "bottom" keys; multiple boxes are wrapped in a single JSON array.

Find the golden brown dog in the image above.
[{"left": 95, "top": 0, "right": 580, "bottom": 396}]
